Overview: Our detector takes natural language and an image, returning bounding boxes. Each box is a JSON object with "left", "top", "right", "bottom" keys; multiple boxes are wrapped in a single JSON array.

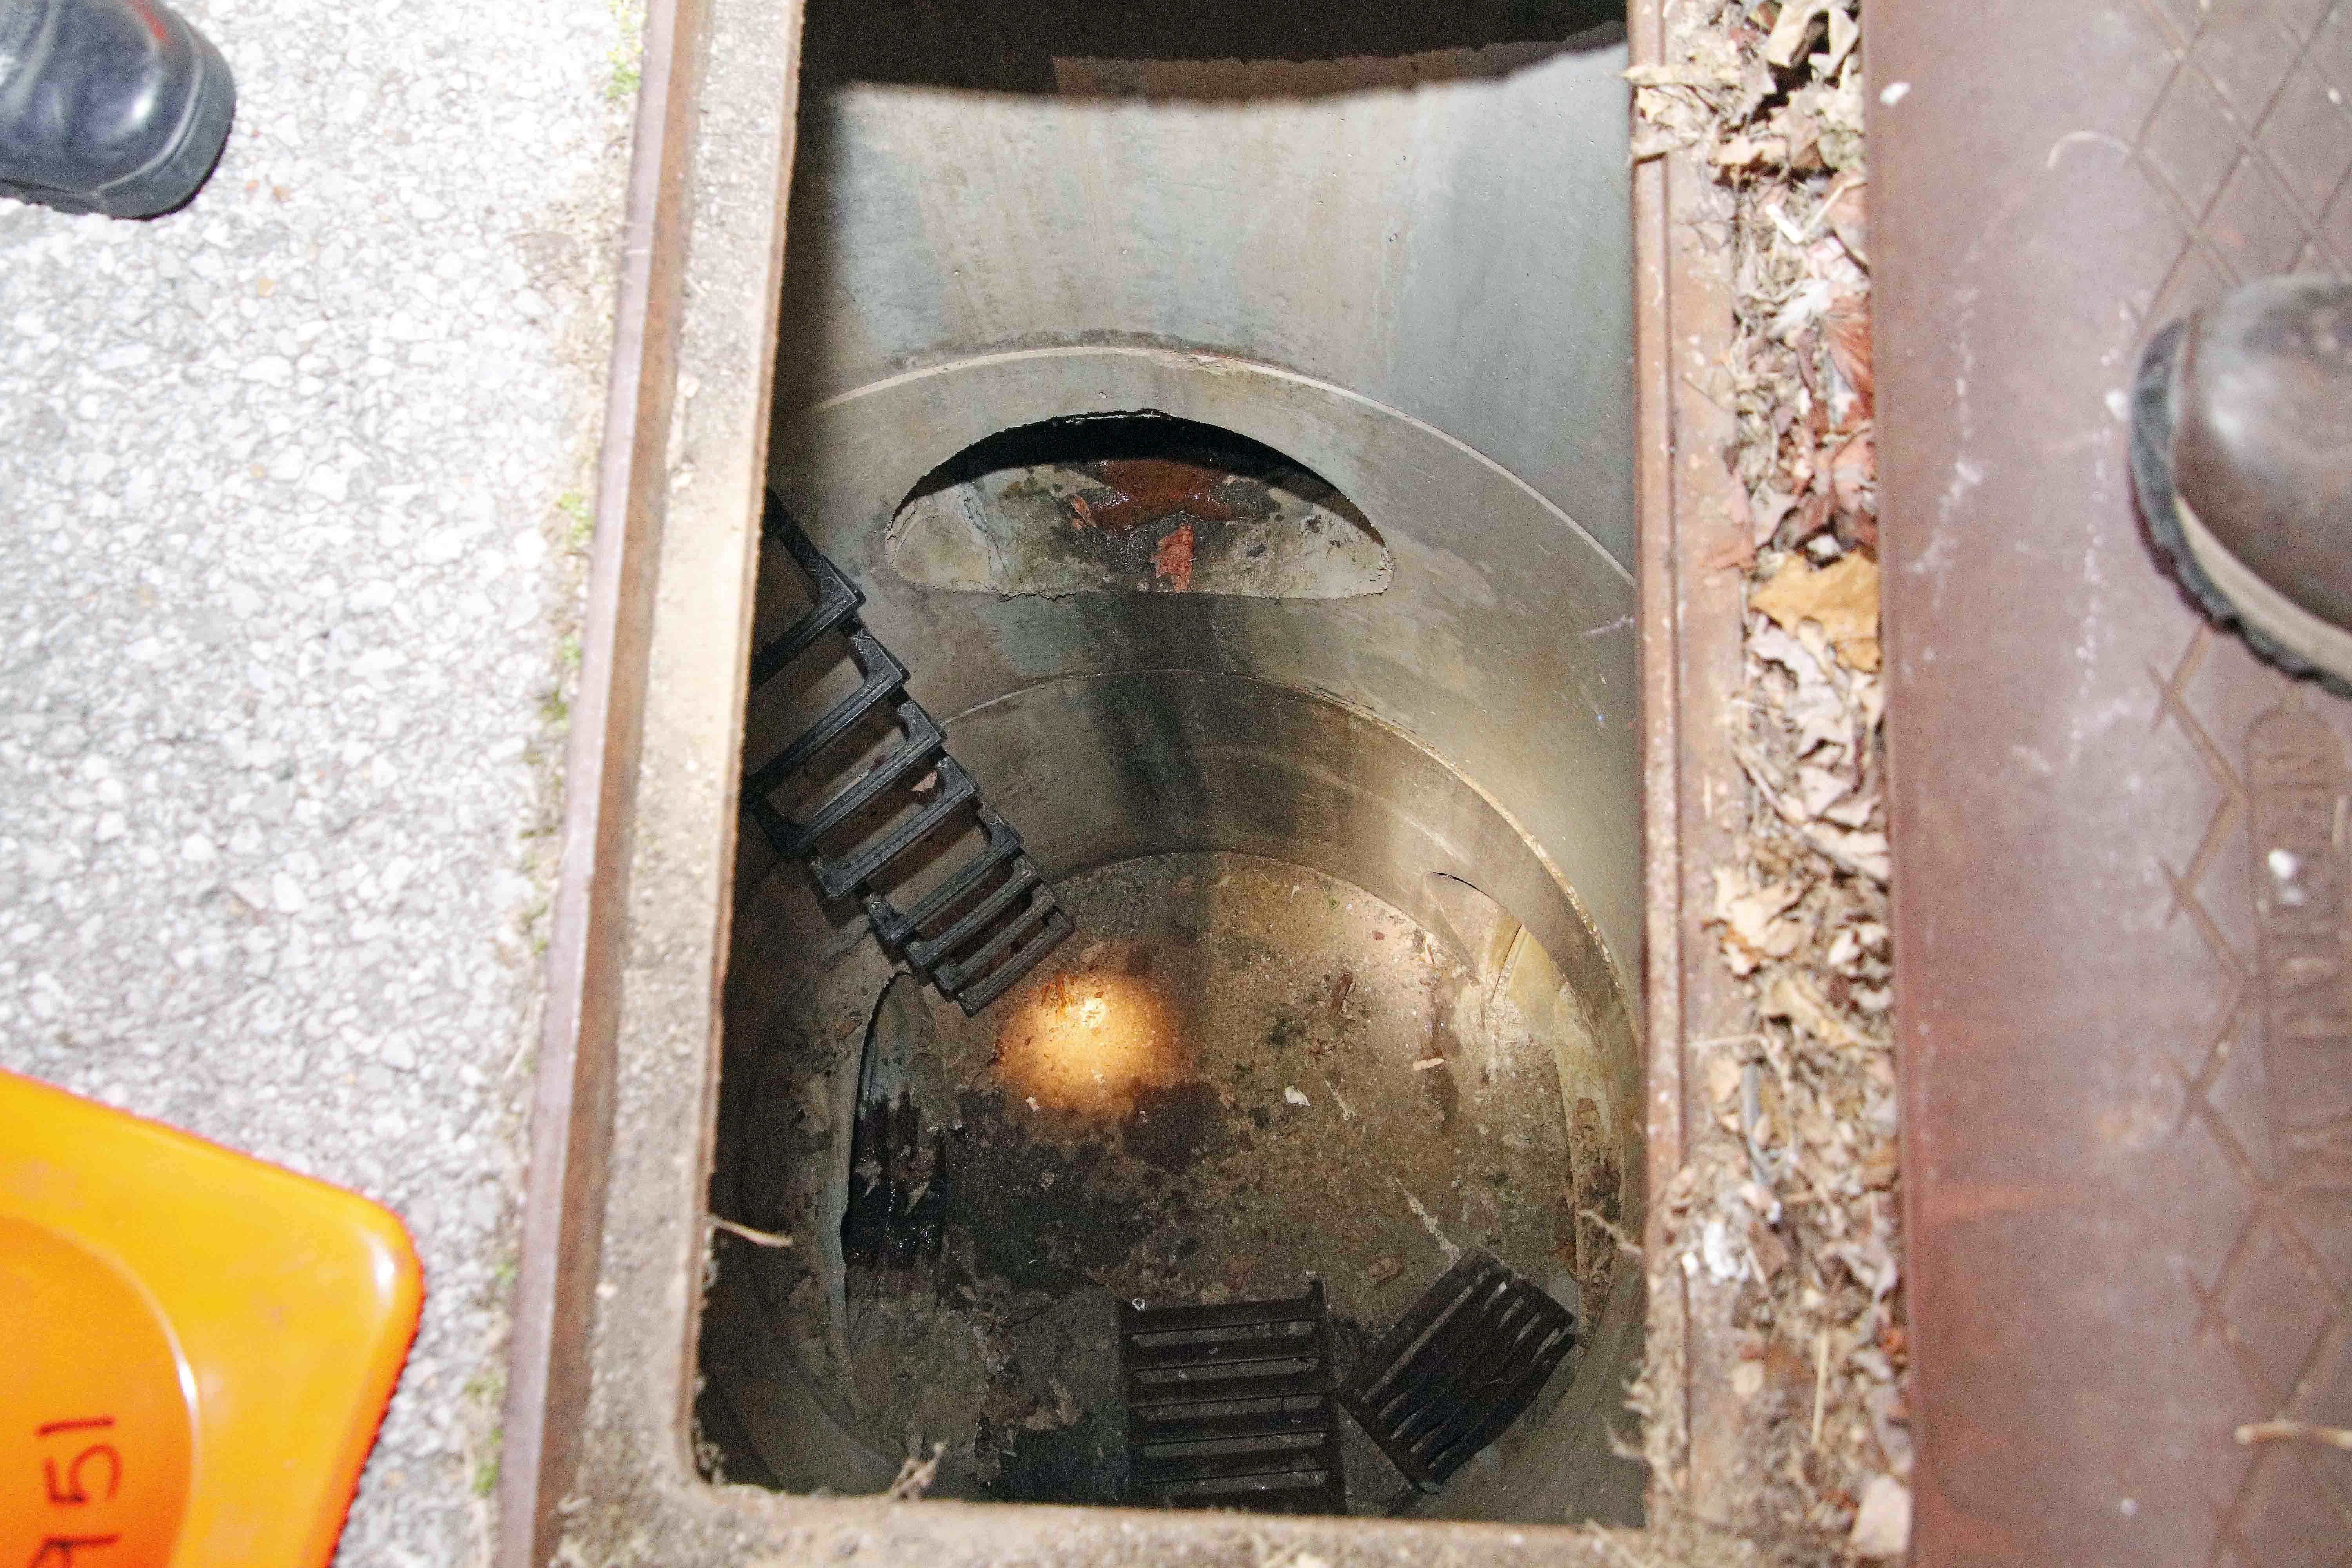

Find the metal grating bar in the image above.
[
  {"left": 1129, "top": 1446, "right": 1335, "bottom": 1487},
  {"left": 1116, "top": 1294, "right": 1332, "bottom": 1334},
  {"left": 1123, "top": 1328, "right": 1326, "bottom": 1375},
  {"left": 1126, "top": 1405, "right": 1333, "bottom": 1447},
  {"left": 1118, "top": 1282, "right": 1346, "bottom": 1515},
  {"left": 1334, "top": 1249, "right": 1576, "bottom": 1493},
  {"left": 1125, "top": 1367, "right": 1334, "bottom": 1412}
]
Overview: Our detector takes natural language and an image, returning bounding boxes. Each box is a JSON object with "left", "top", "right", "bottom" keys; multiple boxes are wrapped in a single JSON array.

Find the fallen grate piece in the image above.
[
  {"left": 1119, "top": 1281, "right": 1348, "bottom": 1515},
  {"left": 1334, "top": 1249, "right": 1576, "bottom": 1493}
]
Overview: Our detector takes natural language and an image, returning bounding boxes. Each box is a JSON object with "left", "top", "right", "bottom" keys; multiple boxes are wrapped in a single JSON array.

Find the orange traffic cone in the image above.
[{"left": 2, "top": 1070, "right": 421, "bottom": 1567}]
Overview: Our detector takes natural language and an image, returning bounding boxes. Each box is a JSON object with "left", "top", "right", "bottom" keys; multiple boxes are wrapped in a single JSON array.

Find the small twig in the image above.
[
  {"left": 1579, "top": 1207, "right": 1644, "bottom": 1261},
  {"left": 708, "top": 1215, "right": 794, "bottom": 1249},
  {"left": 1810, "top": 1327, "right": 1830, "bottom": 1449},
  {"left": 2237, "top": 1418, "right": 2352, "bottom": 1451},
  {"left": 886, "top": 1441, "right": 945, "bottom": 1501},
  {"left": 1679, "top": 371, "right": 1737, "bottom": 411}
]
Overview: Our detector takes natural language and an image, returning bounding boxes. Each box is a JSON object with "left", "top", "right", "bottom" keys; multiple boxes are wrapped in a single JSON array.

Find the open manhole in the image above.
[
  {"left": 693, "top": 0, "right": 1642, "bottom": 1528},
  {"left": 509, "top": 0, "right": 1650, "bottom": 1557}
]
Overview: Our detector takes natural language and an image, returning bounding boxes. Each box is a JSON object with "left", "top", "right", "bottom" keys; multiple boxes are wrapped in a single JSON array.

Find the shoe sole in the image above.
[
  {"left": 0, "top": 22, "right": 234, "bottom": 219},
  {"left": 2130, "top": 316, "right": 2352, "bottom": 697}
]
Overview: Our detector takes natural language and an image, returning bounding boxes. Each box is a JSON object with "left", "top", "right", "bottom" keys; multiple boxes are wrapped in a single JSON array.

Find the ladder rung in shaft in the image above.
[
  {"left": 812, "top": 756, "right": 979, "bottom": 900},
  {"left": 948, "top": 906, "right": 1074, "bottom": 1015}
]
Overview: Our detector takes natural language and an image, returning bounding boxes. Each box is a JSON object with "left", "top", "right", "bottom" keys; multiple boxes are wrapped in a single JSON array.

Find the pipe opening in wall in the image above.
[
  {"left": 888, "top": 414, "right": 1390, "bottom": 601},
  {"left": 692, "top": 0, "right": 1644, "bottom": 1533}
]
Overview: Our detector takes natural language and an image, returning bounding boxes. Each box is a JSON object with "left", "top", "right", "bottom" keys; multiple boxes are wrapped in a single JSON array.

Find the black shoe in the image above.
[
  {"left": 0, "top": 0, "right": 234, "bottom": 218},
  {"left": 2133, "top": 277, "right": 2352, "bottom": 691}
]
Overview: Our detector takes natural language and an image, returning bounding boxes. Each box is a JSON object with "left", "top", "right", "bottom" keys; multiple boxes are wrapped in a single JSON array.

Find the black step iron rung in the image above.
[
  {"left": 811, "top": 755, "right": 978, "bottom": 901},
  {"left": 905, "top": 856, "right": 1041, "bottom": 971},
  {"left": 746, "top": 629, "right": 907, "bottom": 796},
  {"left": 768, "top": 701, "right": 944, "bottom": 863},
  {"left": 935, "top": 894, "right": 1064, "bottom": 999},
  {"left": 946, "top": 905, "right": 1073, "bottom": 1016},
  {"left": 748, "top": 561, "right": 860, "bottom": 686},
  {"left": 863, "top": 806, "right": 1024, "bottom": 951},
  {"left": 1334, "top": 1249, "right": 1576, "bottom": 1494},
  {"left": 752, "top": 496, "right": 864, "bottom": 682},
  {"left": 1119, "top": 1281, "right": 1344, "bottom": 1514},
  {"left": 747, "top": 491, "right": 1074, "bottom": 1015}
]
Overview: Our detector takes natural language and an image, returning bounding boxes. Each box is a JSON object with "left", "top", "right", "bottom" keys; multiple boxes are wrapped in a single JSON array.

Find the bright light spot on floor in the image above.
[{"left": 995, "top": 972, "right": 1180, "bottom": 1116}]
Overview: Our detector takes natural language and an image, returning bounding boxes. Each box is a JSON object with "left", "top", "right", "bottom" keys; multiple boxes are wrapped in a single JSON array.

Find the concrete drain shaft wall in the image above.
[{"left": 697, "top": 0, "right": 1649, "bottom": 1527}]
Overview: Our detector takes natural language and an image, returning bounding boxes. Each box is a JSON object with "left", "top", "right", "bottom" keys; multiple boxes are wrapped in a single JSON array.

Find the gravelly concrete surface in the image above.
[{"left": 0, "top": 0, "right": 635, "bottom": 1561}]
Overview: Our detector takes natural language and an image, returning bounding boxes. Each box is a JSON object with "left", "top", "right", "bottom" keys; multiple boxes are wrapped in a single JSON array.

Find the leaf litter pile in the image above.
[{"left": 1616, "top": 2, "right": 1909, "bottom": 1564}]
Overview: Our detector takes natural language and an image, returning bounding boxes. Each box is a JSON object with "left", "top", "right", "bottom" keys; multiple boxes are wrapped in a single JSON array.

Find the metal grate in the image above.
[
  {"left": 743, "top": 495, "right": 1072, "bottom": 1014},
  {"left": 1334, "top": 1250, "right": 1576, "bottom": 1493},
  {"left": 1119, "top": 1281, "right": 1348, "bottom": 1515}
]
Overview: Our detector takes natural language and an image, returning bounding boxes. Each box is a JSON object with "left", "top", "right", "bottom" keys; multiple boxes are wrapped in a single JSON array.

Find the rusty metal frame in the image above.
[
  {"left": 1630, "top": 0, "right": 1765, "bottom": 1518},
  {"left": 495, "top": 0, "right": 709, "bottom": 1560},
  {"left": 489, "top": 0, "right": 1761, "bottom": 1558}
]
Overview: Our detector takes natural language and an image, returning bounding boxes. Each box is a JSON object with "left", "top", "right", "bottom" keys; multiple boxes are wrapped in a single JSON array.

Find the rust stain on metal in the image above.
[
  {"left": 1079, "top": 457, "right": 1239, "bottom": 532},
  {"left": 1153, "top": 521, "right": 1195, "bottom": 590}
]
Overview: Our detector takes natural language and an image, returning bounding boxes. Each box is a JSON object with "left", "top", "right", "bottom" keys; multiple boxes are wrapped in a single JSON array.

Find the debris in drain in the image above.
[
  {"left": 711, "top": 852, "right": 1612, "bottom": 1514},
  {"left": 1630, "top": 0, "right": 1905, "bottom": 1556},
  {"left": 843, "top": 976, "right": 951, "bottom": 1276}
]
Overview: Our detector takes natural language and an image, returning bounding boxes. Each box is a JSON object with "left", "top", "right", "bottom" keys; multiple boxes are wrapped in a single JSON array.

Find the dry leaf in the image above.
[
  {"left": 1824, "top": 6, "right": 1862, "bottom": 74},
  {"left": 1701, "top": 531, "right": 1759, "bottom": 575},
  {"left": 1713, "top": 866, "right": 1808, "bottom": 973},
  {"left": 1764, "top": 0, "right": 1831, "bottom": 69},
  {"left": 1780, "top": 108, "right": 1826, "bottom": 174},
  {"left": 1712, "top": 134, "right": 1790, "bottom": 170},
  {"left": 1751, "top": 487, "right": 1800, "bottom": 546},
  {"left": 1829, "top": 428, "right": 1877, "bottom": 521},
  {"left": 1766, "top": 973, "right": 1880, "bottom": 1053},
  {"left": 1804, "top": 822, "right": 1891, "bottom": 884},
  {"left": 1748, "top": 622, "right": 1853, "bottom": 758},
  {"left": 1849, "top": 1474, "right": 1912, "bottom": 1560},
  {"left": 1771, "top": 278, "right": 1833, "bottom": 342},
  {"left": 1623, "top": 61, "right": 1743, "bottom": 89},
  {"left": 1703, "top": 1050, "right": 1745, "bottom": 1116},
  {"left": 1750, "top": 554, "right": 1880, "bottom": 672},
  {"left": 1821, "top": 171, "right": 1868, "bottom": 266},
  {"left": 1825, "top": 292, "right": 1874, "bottom": 405}
]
